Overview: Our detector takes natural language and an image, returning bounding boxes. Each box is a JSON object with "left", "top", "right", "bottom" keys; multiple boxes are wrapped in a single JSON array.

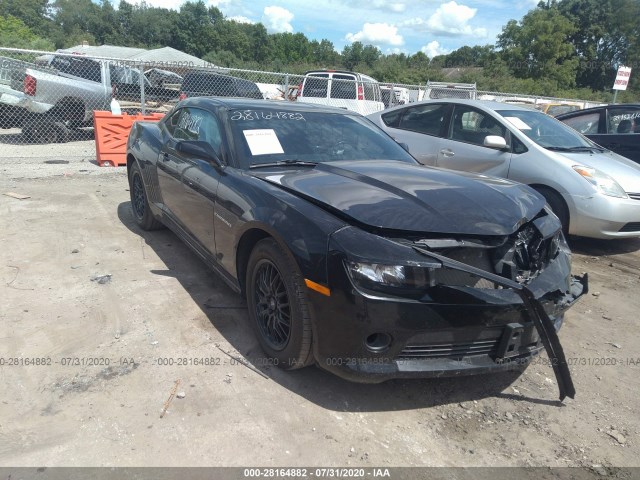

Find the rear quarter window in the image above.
[
  {"left": 51, "top": 56, "right": 102, "bottom": 83},
  {"left": 302, "top": 74, "right": 329, "bottom": 98},
  {"left": 330, "top": 74, "right": 356, "bottom": 99},
  {"left": 381, "top": 109, "right": 403, "bottom": 128},
  {"left": 400, "top": 104, "right": 447, "bottom": 136},
  {"left": 236, "top": 79, "right": 263, "bottom": 99}
]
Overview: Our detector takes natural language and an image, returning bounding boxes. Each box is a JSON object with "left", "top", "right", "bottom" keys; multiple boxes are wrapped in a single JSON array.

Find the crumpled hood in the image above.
[{"left": 251, "top": 160, "right": 546, "bottom": 235}]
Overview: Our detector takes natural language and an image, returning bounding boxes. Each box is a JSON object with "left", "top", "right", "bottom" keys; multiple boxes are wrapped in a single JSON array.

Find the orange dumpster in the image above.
[{"left": 93, "top": 111, "right": 164, "bottom": 167}]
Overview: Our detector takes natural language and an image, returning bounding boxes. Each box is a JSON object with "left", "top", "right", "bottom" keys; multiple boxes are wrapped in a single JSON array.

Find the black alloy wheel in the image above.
[
  {"left": 128, "top": 162, "right": 163, "bottom": 230},
  {"left": 246, "top": 238, "right": 314, "bottom": 369}
]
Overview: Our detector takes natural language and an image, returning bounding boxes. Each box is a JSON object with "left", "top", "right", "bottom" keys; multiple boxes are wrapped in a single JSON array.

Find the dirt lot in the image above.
[{"left": 0, "top": 138, "right": 639, "bottom": 473}]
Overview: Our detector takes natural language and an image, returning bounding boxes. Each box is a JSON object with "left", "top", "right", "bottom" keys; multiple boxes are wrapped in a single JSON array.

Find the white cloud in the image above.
[
  {"left": 229, "top": 15, "right": 254, "bottom": 24},
  {"left": 341, "top": 0, "right": 407, "bottom": 13},
  {"left": 345, "top": 23, "right": 404, "bottom": 47},
  {"left": 206, "top": 0, "right": 231, "bottom": 6},
  {"left": 262, "top": 6, "right": 294, "bottom": 33},
  {"left": 401, "top": 2, "right": 487, "bottom": 37},
  {"left": 421, "top": 40, "right": 450, "bottom": 58}
]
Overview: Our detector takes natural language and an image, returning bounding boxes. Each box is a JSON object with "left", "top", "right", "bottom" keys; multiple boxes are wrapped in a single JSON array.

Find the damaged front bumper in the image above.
[{"left": 309, "top": 225, "right": 587, "bottom": 400}]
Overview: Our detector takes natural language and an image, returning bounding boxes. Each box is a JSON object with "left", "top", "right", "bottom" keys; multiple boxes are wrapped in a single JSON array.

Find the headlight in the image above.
[
  {"left": 572, "top": 165, "right": 627, "bottom": 198},
  {"left": 345, "top": 261, "right": 440, "bottom": 298}
]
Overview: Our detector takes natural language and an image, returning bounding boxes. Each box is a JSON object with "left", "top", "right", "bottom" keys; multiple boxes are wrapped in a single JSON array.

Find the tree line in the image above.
[{"left": 0, "top": 0, "right": 638, "bottom": 101}]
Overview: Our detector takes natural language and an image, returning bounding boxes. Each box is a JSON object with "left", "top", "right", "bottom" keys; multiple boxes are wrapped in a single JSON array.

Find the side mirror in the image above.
[
  {"left": 176, "top": 140, "right": 223, "bottom": 168},
  {"left": 483, "top": 135, "right": 508, "bottom": 150}
]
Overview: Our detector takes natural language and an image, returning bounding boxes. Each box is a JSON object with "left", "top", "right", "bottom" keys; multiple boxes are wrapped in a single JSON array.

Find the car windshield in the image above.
[
  {"left": 497, "top": 109, "right": 597, "bottom": 150},
  {"left": 228, "top": 108, "right": 417, "bottom": 168}
]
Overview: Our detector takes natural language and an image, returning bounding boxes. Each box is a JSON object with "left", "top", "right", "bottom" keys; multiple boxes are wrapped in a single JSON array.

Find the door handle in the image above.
[
  {"left": 161, "top": 152, "right": 169, "bottom": 162},
  {"left": 440, "top": 149, "right": 455, "bottom": 157}
]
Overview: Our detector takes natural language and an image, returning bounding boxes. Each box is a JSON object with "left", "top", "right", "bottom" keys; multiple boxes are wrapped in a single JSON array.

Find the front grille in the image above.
[
  {"left": 627, "top": 193, "right": 640, "bottom": 201},
  {"left": 619, "top": 222, "right": 640, "bottom": 233},
  {"left": 397, "top": 339, "right": 499, "bottom": 360}
]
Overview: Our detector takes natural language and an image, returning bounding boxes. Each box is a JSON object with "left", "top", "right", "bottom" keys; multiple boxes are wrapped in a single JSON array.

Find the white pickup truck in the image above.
[{"left": 0, "top": 54, "right": 178, "bottom": 142}]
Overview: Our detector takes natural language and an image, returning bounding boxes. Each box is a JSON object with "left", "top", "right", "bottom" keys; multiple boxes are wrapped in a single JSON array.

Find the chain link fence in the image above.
[{"left": 1, "top": 46, "right": 606, "bottom": 149}]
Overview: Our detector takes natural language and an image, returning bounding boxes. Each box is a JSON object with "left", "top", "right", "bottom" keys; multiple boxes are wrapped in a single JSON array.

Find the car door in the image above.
[
  {"left": 558, "top": 110, "right": 602, "bottom": 139},
  {"left": 178, "top": 108, "right": 225, "bottom": 255},
  {"left": 436, "top": 104, "right": 512, "bottom": 177},
  {"left": 157, "top": 108, "right": 191, "bottom": 226},
  {"left": 379, "top": 103, "right": 449, "bottom": 165},
  {"left": 604, "top": 106, "right": 640, "bottom": 163}
]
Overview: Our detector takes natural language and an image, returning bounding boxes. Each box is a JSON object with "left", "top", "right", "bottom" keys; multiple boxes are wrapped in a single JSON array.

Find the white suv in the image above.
[{"left": 296, "top": 70, "right": 384, "bottom": 115}]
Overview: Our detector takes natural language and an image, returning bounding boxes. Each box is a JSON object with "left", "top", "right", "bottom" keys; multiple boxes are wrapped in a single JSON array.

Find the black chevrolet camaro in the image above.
[{"left": 127, "top": 97, "right": 587, "bottom": 399}]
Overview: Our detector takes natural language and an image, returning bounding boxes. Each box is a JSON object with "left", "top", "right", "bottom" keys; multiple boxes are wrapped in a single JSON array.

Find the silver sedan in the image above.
[{"left": 368, "top": 99, "right": 640, "bottom": 239}]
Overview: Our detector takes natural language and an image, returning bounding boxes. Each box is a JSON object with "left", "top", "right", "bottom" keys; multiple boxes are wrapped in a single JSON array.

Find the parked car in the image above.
[
  {"left": 538, "top": 102, "right": 581, "bottom": 117},
  {"left": 380, "top": 86, "right": 400, "bottom": 108},
  {"left": 556, "top": 104, "right": 640, "bottom": 164},
  {"left": 144, "top": 68, "right": 183, "bottom": 88},
  {"left": 296, "top": 70, "right": 384, "bottom": 115},
  {"left": 424, "top": 81, "right": 476, "bottom": 100},
  {"left": 178, "top": 71, "right": 263, "bottom": 100},
  {"left": 368, "top": 99, "right": 640, "bottom": 239},
  {"left": 127, "top": 98, "right": 586, "bottom": 397}
]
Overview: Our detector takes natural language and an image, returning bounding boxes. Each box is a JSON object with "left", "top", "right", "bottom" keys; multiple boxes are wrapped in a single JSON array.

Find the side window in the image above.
[
  {"left": 52, "top": 56, "right": 102, "bottom": 83},
  {"left": 562, "top": 112, "right": 600, "bottom": 135},
  {"left": 168, "top": 108, "right": 223, "bottom": 154},
  {"left": 381, "top": 109, "right": 403, "bottom": 128},
  {"left": 398, "top": 104, "right": 447, "bottom": 136},
  {"left": 362, "top": 79, "right": 377, "bottom": 101},
  {"left": 303, "top": 74, "right": 329, "bottom": 98},
  {"left": 608, "top": 108, "right": 640, "bottom": 134},
  {"left": 164, "top": 108, "right": 183, "bottom": 137},
  {"left": 450, "top": 106, "right": 506, "bottom": 146},
  {"left": 236, "top": 79, "right": 262, "bottom": 99},
  {"left": 510, "top": 133, "right": 528, "bottom": 154},
  {"left": 330, "top": 74, "right": 356, "bottom": 99},
  {"left": 197, "top": 110, "right": 223, "bottom": 154}
]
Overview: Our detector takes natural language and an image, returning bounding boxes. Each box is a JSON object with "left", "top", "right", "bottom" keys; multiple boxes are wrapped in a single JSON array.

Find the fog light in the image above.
[{"left": 365, "top": 332, "right": 392, "bottom": 353}]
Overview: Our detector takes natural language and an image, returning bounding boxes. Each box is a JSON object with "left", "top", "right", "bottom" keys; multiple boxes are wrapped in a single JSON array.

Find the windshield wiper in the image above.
[
  {"left": 249, "top": 160, "right": 319, "bottom": 169},
  {"left": 546, "top": 146, "right": 602, "bottom": 153}
]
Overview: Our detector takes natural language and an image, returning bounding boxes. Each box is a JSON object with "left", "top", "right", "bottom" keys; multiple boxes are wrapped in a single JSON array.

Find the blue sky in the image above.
[{"left": 128, "top": 0, "right": 540, "bottom": 57}]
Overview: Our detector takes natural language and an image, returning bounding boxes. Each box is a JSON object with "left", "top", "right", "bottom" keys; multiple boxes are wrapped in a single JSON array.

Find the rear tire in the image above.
[
  {"left": 534, "top": 186, "right": 569, "bottom": 236},
  {"left": 22, "top": 118, "right": 71, "bottom": 143},
  {"left": 129, "top": 162, "right": 163, "bottom": 230},
  {"left": 246, "top": 238, "right": 314, "bottom": 370}
]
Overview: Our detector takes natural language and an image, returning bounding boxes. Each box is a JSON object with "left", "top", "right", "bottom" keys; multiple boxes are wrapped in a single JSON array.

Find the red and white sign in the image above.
[{"left": 613, "top": 65, "right": 632, "bottom": 91}]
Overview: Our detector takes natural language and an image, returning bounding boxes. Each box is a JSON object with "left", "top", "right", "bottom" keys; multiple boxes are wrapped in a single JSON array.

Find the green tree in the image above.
[
  {"left": 497, "top": 5, "right": 578, "bottom": 90},
  {"left": 557, "top": 0, "right": 627, "bottom": 90},
  {"left": 0, "top": 15, "right": 54, "bottom": 50},
  {"left": 173, "top": 1, "right": 218, "bottom": 58},
  {"left": 342, "top": 41, "right": 366, "bottom": 70},
  {"left": 0, "top": 0, "right": 50, "bottom": 32},
  {"left": 310, "top": 39, "right": 339, "bottom": 67}
]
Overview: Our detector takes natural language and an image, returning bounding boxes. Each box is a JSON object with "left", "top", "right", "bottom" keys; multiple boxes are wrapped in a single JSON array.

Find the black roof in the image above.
[
  {"left": 177, "top": 97, "right": 363, "bottom": 115},
  {"left": 556, "top": 103, "right": 640, "bottom": 119}
]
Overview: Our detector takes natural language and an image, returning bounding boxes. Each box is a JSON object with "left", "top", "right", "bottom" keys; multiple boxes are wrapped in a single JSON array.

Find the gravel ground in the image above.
[{"left": 0, "top": 136, "right": 638, "bottom": 476}]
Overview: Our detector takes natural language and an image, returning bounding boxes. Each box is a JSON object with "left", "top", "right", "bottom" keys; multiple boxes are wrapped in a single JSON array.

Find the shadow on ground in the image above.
[
  {"left": 568, "top": 235, "right": 640, "bottom": 256},
  {"left": 118, "top": 201, "right": 563, "bottom": 413}
]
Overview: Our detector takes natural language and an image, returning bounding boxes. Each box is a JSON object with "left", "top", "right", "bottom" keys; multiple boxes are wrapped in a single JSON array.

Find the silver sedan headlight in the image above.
[{"left": 572, "top": 165, "right": 628, "bottom": 198}]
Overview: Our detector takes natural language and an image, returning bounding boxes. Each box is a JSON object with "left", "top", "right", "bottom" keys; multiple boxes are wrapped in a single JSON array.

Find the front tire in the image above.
[
  {"left": 246, "top": 239, "right": 314, "bottom": 370},
  {"left": 129, "top": 162, "right": 163, "bottom": 230},
  {"left": 534, "top": 186, "right": 569, "bottom": 236}
]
